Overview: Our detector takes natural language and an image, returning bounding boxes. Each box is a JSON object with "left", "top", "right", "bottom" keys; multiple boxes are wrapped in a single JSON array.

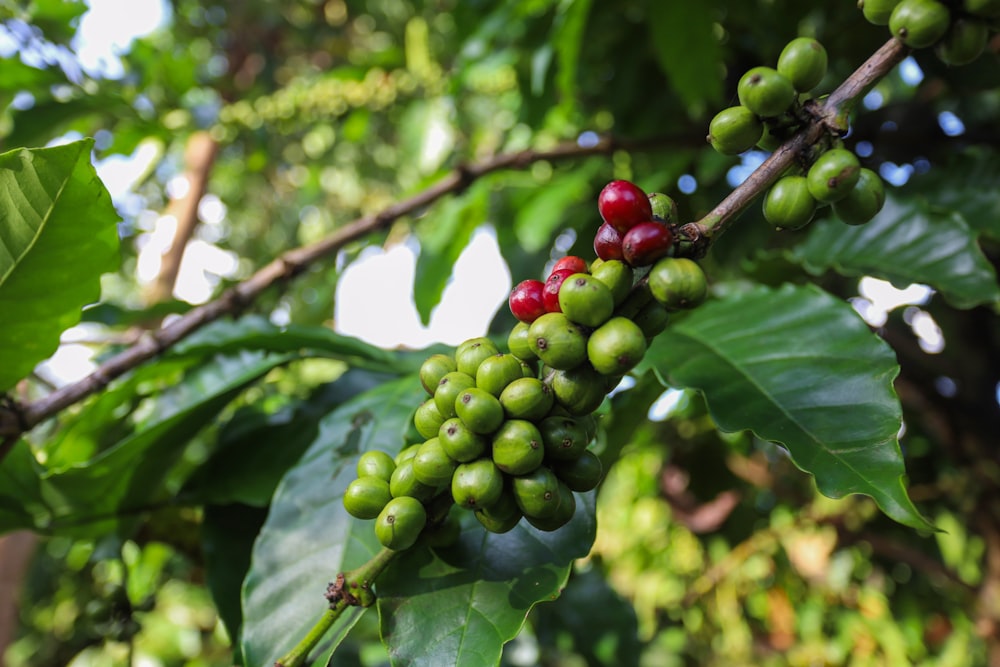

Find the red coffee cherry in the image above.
[
  {"left": 550, "top": 255, "right": 588, "bottom": 276},
  {"left": 622, "top": 221, "right": 674, "bottom": 267},
  {"left": 542, "top": 268, "right": 575, "bottom": 313},
  {"left": 593, "top": 222, "right": 625, "bottom": 261},
  {"left": 509, "top": 279, "right": 546, "bottom": 323},
  {"left": 598, "top": 180, "right": 653, "bottom": 234}
]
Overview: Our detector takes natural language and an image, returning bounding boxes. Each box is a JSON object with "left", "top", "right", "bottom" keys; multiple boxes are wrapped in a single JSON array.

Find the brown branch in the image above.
[
  {"left": 145, "top": 131, "right": 220, "bottom": 304},
  {"left": 683, "top": 37, "right": 910, "bottom": 254},
  {"left": 0, "top": 134, "right": 672, "bottom": 453}
]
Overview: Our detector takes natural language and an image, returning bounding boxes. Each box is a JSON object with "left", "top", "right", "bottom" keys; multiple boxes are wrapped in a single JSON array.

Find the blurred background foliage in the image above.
[{"left": 1, "top": 0, "right": 998, "bottom": 665}]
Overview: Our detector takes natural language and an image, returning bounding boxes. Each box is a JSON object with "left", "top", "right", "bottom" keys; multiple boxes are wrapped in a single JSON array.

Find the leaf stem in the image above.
[
  {"left": 274, "top": 547, "right": 398, "bottom": 667},
  {"left": 684, "top": 37, "right": 910, "bottom": 254}
]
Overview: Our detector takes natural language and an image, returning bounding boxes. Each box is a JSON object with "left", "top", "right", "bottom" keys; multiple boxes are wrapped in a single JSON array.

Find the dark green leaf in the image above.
[
  {"left": 241, "top": 375, "right": 426, "bottom": 667},
  {"left": 171, "top": 315, "right": 402, "bottom": 371},
  {"left": 376, "top": 495, "right": 597, "bottom": 667},
  {"left": 638, "top": 283, "right": 932, "bottom": 531},
  {"left": 646, "top": 2, "right": 723, "bottom": 115},
  {"left": 202, "top": 502, "right": 270, "bottom": 666},
  {"left": 792, "top": 198, "right": 1000, "bottom": 309},
  {"left": 413, "top": 182, "right": 490, "bottom": 325},
  {"left": 36, "top": 352, "right": 295, "bottom": 537},
  {"left": 900, "top": 148, "right": 1000, "bottom": 239},
  {"left": 0, "top": 139, "right": 121, "bottom": 391},
  {"left": 514, "top": 165, "right": 600, "bottom": 253},
  {"left": 0, "top": 440, "right": 46, "bottom": 535},
  {"left": 552, "top": 0, "right": 593, "bottom": 107}
]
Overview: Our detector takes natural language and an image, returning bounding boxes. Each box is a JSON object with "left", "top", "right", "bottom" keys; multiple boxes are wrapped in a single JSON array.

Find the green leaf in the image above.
[
  {"left": 0, "top": 440, "right": 47, "bottom": 535},
  {"left": 899, "top": 148, "right": 1000, "bottom": 239},
  {"left": 36, "top": 351, "right": 294, "bottom": 537},
  {"left": 241, "top": 374, "right": 426, "bottom": 667},
  {"left": 513, "top": 165, "right": 599, "bottom": 253},
  {"left": 646, "top": 2, "right": 723, "bottom": 115},
  {"left": 0, "top": 139, "right": 120, "bottom": 391},
  {"left": 552, "top": 0, "right": 594, "bottom": 107},
  {"left": 792, "top": 198, "right": 1000, "bottom": 309},
  {"left": 413, "top": 182, "right": 490, "bottom": 325},
  {"left": 376, "top": 495, "right": 597, "bottom": 667},
  {"left": 638, "top": 283, "right": 932, "bottom": 531},
  {"left": 171, "top": 315, "right": 402, "bottom": 372}
]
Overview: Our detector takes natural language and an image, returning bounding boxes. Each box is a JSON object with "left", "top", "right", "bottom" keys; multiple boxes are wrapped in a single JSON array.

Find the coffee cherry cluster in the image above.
[
  {"left": 344, "top": 180, "right": 709, "bottom": 551},
  {"left": 860, "top": 0, "right": 999, "bottom": 65},
  {"left": 707, "top": 37, "right": 829, "bottom": 157}
]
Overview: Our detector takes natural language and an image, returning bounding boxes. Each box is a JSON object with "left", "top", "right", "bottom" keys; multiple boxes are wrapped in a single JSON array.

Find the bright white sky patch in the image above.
[{"left": 73, "top": 0, "right": 169, "bottom": 78}]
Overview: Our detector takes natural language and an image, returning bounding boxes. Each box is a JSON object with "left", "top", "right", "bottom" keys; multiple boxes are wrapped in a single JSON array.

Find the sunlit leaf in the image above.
[
  {"left": 639, "top": 283, "right": 932, "bottom": 531},
  {"left": 646, "top": 2, "right": 723, "bottom": 114},
  {"left": 0, "top": 139, "right": 120, "bottom": 391}
]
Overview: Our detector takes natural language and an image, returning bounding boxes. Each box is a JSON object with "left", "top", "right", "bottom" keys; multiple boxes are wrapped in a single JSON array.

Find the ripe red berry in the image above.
[
  {"left": 622, "top": 221, "right": 674, "bottom": 267},
  {"left": 593, "top": 222, "right": 624, "bottom": 261},
  {"left": 509, "top": 279, "right": 547, "bottom": 323},
  {"left": 542, "top": 269, "right": 575, "bottom": 313},
  {"left": 551, "top": 255, "right": 588, "bottom": 276},
  {"left": 598, "top": 180, "right": 653, "bottom": 234}
]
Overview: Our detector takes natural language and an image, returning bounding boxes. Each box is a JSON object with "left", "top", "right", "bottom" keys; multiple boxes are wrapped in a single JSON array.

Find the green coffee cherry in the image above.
[
  {"left": 389, "top": 459, "right": 439, "bottom": 501},
  {"left": 935, "top": 17, "right": 989, "bottom": 65},
  {"left": 357, "top": 450, "right": 396, "bottom": 483},
  {"left": 474, "top": 490, "right": 523, "bottom": 534},
  {"left": 777, "top": 37, "right": 828, "bottom": 92},
  {"left": 412, "top": 437, "right": 459, "bottom": 487},
  {"left": 587, "top": 317, "right": 647, "bottom": 376},
  {"left": 452, "top": 458, "right": 505, "bottom": 510},
  {"left": 832, "top": 168, "right": 886, "bottom": 225},
  {"left": 551, "top": 364, "right": 608, "bottom": 416},
  {"left": 524, "top": 483, "right": 576, "bottom": 532},
  {"left": 889, "top": 0, "right": 951, "bottom": 48},
  {"left": 433, "top": 371, "right": 476, "bottom": 419},
  {"left": 860, "top": 0, "right": 902, "bottom": 25},
  {"left": 507, "top": 321, "right": 537, "bottom": 361},
  {"left": 343, "top": 476, "right": 392, "bottom": 519},
  {"left": 539, "top": 416, "right": 591, "bottom": 462},
  {"left": 528, "top": 312, "right": 589, "bottom": 370},
  {"left": 648, "top": 257, "right": 709, "bottom": 310},
  {"left": 476, "top": 353, "right": 525, "bottom": 397},
  {"left": 499, "top": 377, "right": 555, "bottom": 421},
  {"left": 395, "top": 444, "right": 420, "bottom": 465},
  {"left": 964, "top": 0, "right": 1000, "bottom": 18},
  {"left": 707, "top": 106, "right": 764, "bottom": 155},
  {"left": 512, "top": 466, "right": 562, "bottom": 519},
  {"left": 414, "top": 398, "right": 447, "bottom": 439},
  {"left": 455, "top": 337, "right": 500, "bottom": 376},
  {"left": 590, "top": 259, "right": 635, "bottom": 306},
  {"left": 806, "top": 148, "right": 861, "bottom": 203},
  {"left": 419, "top": 354, "right": 456, "bottom": 395},
  {"left": 438, "top": 417, "right": 488, "bottom": 462},
  {"left": 491, "top": 419, "right": 545, "bottom": 475},
  {"left": 763, "top": 175, "right": 818, "bottom": 230},
  {"left": 737, "top": 66, "right": 796, "bottom": 118},
  {"left": 454, "top": 387, "right": 505, "bottom": 434},
  {"left": 558, "top": 273, "right": 615, "bottom": 328},
  {"left": 553, "top": 449, "right": 604, "bottom": 492},
  {"left": 614, "top": 279, "right": 653, "bottom": 319},
  {"left": 648, "top": 192, "right": 679, "bottom": 225},
  {"left": 375, "top": 496, "right": 427, "bottom": 551},
  {"left": 632, "top": 301, "right": 670, "bottom": 339}
]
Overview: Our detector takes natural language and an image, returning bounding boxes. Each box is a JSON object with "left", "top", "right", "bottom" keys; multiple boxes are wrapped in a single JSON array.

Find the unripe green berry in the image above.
[
  {"left": 832, "top": 168, "right": 886, "bottom": 225},
  {"left": 707, "top": 106, "right": 764, "bottom": 155},
  {"left": 438, "top": 417, "right": 488, "bottom": 462},
  {"left": 590, "top": 259, "right": 634, "bottom": 306},
  {"left": 375, "top": 496, "right": 427, "bottom": 551},
  {"left": 648, "top": 257, "right": 709, "bottom": 310},
  {"left": 860, "top": 0, "right": 902, "bottom": 25},
  {"left": 343, "top": 476, "right": 392, "bottom": 519},
  {"left": 452, "top": 458, "right": 505, "bottom": 510},
  {"left": 512, "top": 466, "right": 562, "bottom": 519},
  {"left": 806, "top": 148, "right": 861, "bottom": 203},
  {"left": 433, "top": 371, "right": 476, "bottom": 419},
  {"left": 964, "top": 0, "right": 1000, "bottom": 18},
  {"left": 737, "top": 66, "right": 796, "bottom": 118},
  {"left": 454, "top": 387, "right": 505, "bottom": 434},
  {"left": 763, "top": 175, "right": 818, "bottom": 230},
  {"left": 935, "top": 17, "right": 989, "bottom": 65},
  {"left": 587, "top": 317, "right": 647, "bottom": 377},
  {"left": 476, "top": 353, "right": 526, "bottom": 397},
  {"left": 889, "top": 0, "right": 951, "bottom": 48},
  {"left": 550, "top": 364, "right": 608, "bottom": 416},
  {"left": 491, "top": 419, "right": 545, "bottom": 475},
  {"left": 553, "top": 449, "right": 604, "bottom": 492},
  {"left": 528, "top": 312, "right": 589, "bottom": 370},
  {"left": 777, "top": 37, "right": 828, "bottom": 92},
  {"left": 499, "top": 377, "right": 555, "bottom": 421},
  {"left": 419, "top": 353, "right": 456, "bottom": 395},
  {"left": 474, "top": 489, "right": 522, "bottom": 534},
  {"left": 648, "top": 192, "right": 679, "bottom": 225},
  {"left": 632, "top": 301, "right": 671, "bottom": 339},
  {"left": 455, "top": 337, "right": 500, "bottom": 376},
  {"left": 389, "top": 459, "right": 439, "bottom": 501},
  {"left": 507, "top": 321, "right": 537, "bottom": 361},
  {"left": 558, "top": 273, "right": 615, "bottom": 328},
  {"left": 539, "top": 416, "right": 591, "bottom": 462},
  {"left": 412, "top": 437, "right": 459, "bottom": 487},
  {"left": 414, "top": 398, "right": 446, "bottom": 439},
  {"left": 357, "top": 450, "right": 396, "bottom": 483},
  {"left": 395, "top": 444, "right": 420, "bottom": 465},
  {"left": 524, "top": 483, "right": 576, "bottom": 532}
]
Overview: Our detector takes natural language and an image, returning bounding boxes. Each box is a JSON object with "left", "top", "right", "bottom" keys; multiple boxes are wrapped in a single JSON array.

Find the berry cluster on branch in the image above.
[{"left": 343, "top": 180, "right": 708, "bottom": 549}]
